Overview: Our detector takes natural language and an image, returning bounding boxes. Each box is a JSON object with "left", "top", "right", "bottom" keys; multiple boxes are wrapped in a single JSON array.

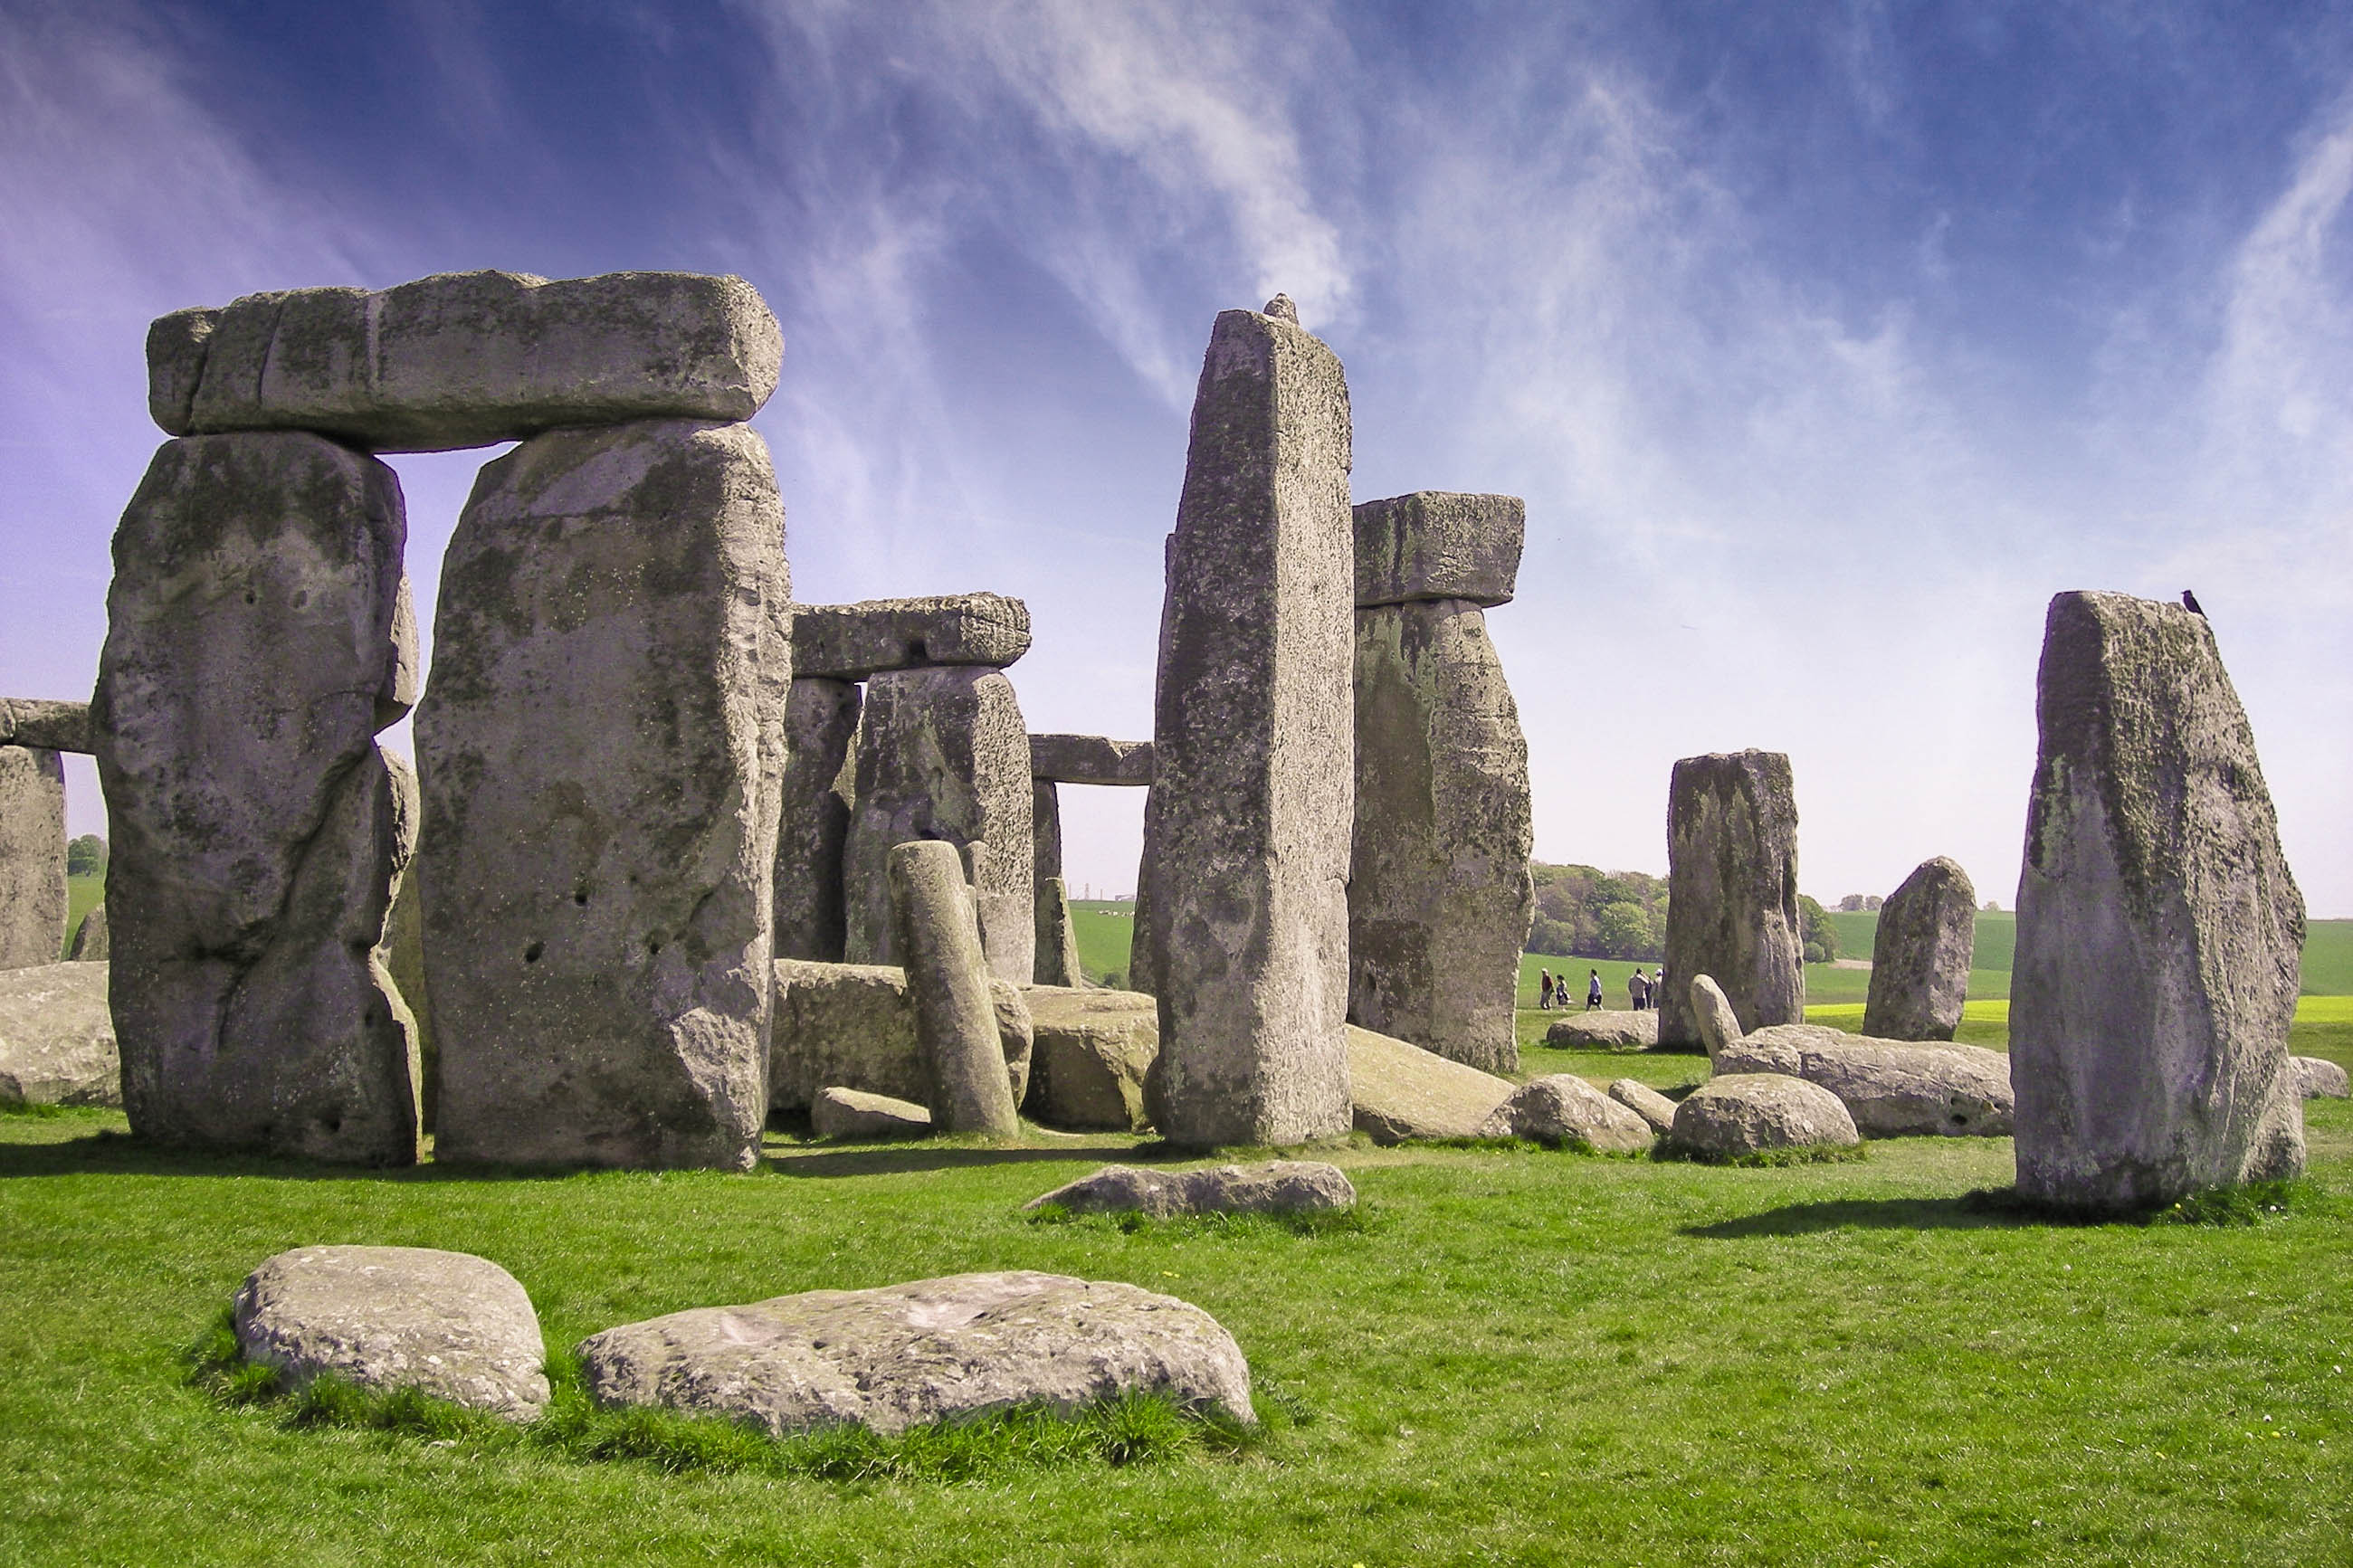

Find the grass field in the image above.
[{"left": 1829, "top": 910, "right": 2352, "bottom": 995}]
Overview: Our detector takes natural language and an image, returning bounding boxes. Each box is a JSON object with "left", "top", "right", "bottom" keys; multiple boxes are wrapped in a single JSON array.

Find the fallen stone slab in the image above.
[
  {"left": 1607, "top": 1078, "right": 1680, "bottom": 1135},
  {"left": 1351, "top": 491, "right": 1524, "bottom": 608},
  {"left": 0, "top": 698, "right": 92, "bottom": 754},
  {"left": 2293, "top": 1056, "right": 2349, "bottom": 1099},
  {"left": 1658, "top": 749, "right": 1805, "bottom": 1050},
  {"left": 0, "top": 745, "right": 66, "bottom": 971},
  {"left": 233, "top": 1245, "right": 548, "bottom": 1420},
  {"left": 1670, "top": 1073, "right": 1859, "bottom": 1160},
  {"left": 576, "top": 1271, "right": 1253, "bottom": 1436},
  {"left": 812, "top": 1086, "right": 934, "bottom": 1139},
  {"left": 0, "top": 962, "right": 119, "bottom": 1106},
  {"left": 1479, "top": 1075, "right": 1654, "bottom": 1151},
  {"left": 1023, "top": 985, "right": 1157, "bottom": 1131},
  {"left": 1025, "top": 1161, "right": 1355, "bottom": 1218},
  {"left": 1345, "top": 1024, "right": 1515, "bottom": 1144},
  {"left": 1544, "top": 1010, "right": 1657, "bottom": 1050},
  {"left": 768, "top": 960, "right": 1032, "bottom": 1114},
  {"left": 1720, "top": 1023, "right": 2014, "bottom": 1137},
  {"left": 1863, "top": 856, "right": 1976, "bottom": 1041},
  {"left": 792, "top": 594, "right": 1032, "bottom": 680},
  {"left": 1029, "top": 735, "right": 1156, "bottom": 786},
  {"left": 152, "top": 270, "right": 782, "bottom": 451}
]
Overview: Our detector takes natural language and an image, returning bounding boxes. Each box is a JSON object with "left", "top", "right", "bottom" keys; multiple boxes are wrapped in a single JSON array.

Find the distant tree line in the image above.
[
  {"left": 1529, "top": 860, "right": 1840, "bottom": 965},
  {"left": 67, "top": 834, "right": 106, "bottom": 878}
]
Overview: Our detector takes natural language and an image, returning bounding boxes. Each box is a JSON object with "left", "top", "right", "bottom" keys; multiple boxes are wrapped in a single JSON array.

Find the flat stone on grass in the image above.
[
  {"left": 1721, "top": 1023, "right": 2015, "bottom": 1137},
  {"left": 1544, "top": 1011, "right": 1656, "bottom": 1050},
  {"left": 811, "top": 1086, "right": 933, "bottom": 1139},
  {"left": 1669, "top": 1073, "right": 1860, "bottom": 1162},
  {"left": 1025, "top": 1161, "right": 1355, "bottom": 1218},
  {"left": 2293, "top": 1056, "right": 2349, "bottom": 1099},
  {"left": 1345, "top": 1024, "right": 1514, "bottom": 1143}
]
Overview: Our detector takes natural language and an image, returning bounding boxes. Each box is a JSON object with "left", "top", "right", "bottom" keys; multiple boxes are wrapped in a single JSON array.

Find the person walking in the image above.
[
  {"left": 1628, "top": 967, "right": 1649, "bottom": 1011},
  {"left": 1652, "top": 967, "right": 1666, "bottom": 1012},
  {"left": 1538, "top": 970, "right": 1554, "bottom": 1011},
  {"left": 1586, "top": 970, "right": 1603, "bottom": 1010}
]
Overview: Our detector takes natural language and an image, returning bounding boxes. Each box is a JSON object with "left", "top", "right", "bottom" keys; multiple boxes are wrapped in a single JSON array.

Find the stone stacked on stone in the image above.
[
  {"left": 93, "top": 432, "right": 420, "bottom": 1164},
  {"left": 773, "top": 677, "right": 860, "bottom": 962},
  {"left": 0, "top": 744, "right": 66, "bottom": 971},
  {"left": 0, "top": 698, "right": 94, "bottom": 754},
  {"left": 1030, "top": 734, "right": 1156, "bottom": 786},
  {"left": 889, "top": 840, "right": 1021, "bottom": 1136},
  {"left": 416, "top": 419, "right": 789, "bottom": 1171},
  {"left": 767, "top": 958, "right": 1031, "bottom": 1114},
  {"left": 1657, "top": 750, "right": 1805, "bottom": 1050},
  {"left": 2012, "top": 591, "right": 2306, "bottom": 1211},
  {"left": 1348, "top": 494, "right": 1533, "bottom": 1073},
  {"left": 1137, "top": 301, "right": 1356, "bottom": 1147},
  {"left": 1863, "top": 856, "right": 1977, "bottom": 1041},
  {"left": 149, "top": 271, "right": 782, "bottom": 451},
  {"left": 790, "top": 594, "right": 1031, "bottom": 680}
]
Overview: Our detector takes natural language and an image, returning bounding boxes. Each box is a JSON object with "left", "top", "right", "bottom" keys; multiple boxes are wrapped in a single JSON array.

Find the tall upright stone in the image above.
[
  {"left": 0, "top": 746, "right": 68, "bottom": 970},
  {"left": 1863, "top": 856, "right": 1976, "bottom": 1041},
  {"left": 92, "top": 432, "right": 419, "bottom": 1163},
  {"left": 1137, "top": 301, "right": 1354, "bottom": 1147},
  {"left": 1031, "top": 781, "right": 1078, "bottom": 985},
  {"left": 1657, "top": 750, "right": 1804, "bottom": 1050},
  {"left": 773, "top": 678, "right": 860, "bottom": 961},
  {"left": 888, "top": 841, "right": 1020, "bottom": 1136},
  {"left": 841, "top": 667, "right": 1033, "bottom": 985},
  {"left": 417, "top": 419, "right": 789, "bottom": 1171},
  {"left": 1348, "top": 491, "right": 1531, "bottom": 1073},
  {"left": 2012, "top": 591, "right": 2305, "bottom": 1210}
]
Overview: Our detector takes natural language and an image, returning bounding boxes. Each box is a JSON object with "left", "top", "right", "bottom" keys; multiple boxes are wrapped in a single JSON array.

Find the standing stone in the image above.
[
  {"left": 774, "top": 678, "right": 860, "bottom": 961},
  {"left": 1348, "top": 599, "right": 1533, "bottom": 1072},
  {"left": 1034, "top": 876, "right": 1084, "bottom": 989},
  {"left": 841, "top": 667, "right": 1033, "bottom": 984},
  {"left": 888, "top": 841, "right": 1019, "bottom": 1136},
  {"left": 66, "top": 902, "right": 109, "bottom": 961},
  {"left": 417, "top": 419, "right": 789, "bottom": 1171},
  {"left": 1031, "top": 780, "right": 1068, "bottom": 984},
  {"left": 376, "top": 864, "right": 432, "bottom": 1129},
  {"left": 0, "top": 746, "right": 67, "bottom": 969},
  {"left": 1864, "top": 856, "right": 1977, "bottom": 1041},
  {"left": 1136, "top": 303, "right": 1355, "bottom": 1147},
  {"left": 92, "top": 432, "right": 418, "bottom": 1163},
  {"left": 2012, "top": 591, "right": 2305, "bottom": 1210},
  {"left": 1657, "top": 751, "right": 1804, "bottom": 1050}
]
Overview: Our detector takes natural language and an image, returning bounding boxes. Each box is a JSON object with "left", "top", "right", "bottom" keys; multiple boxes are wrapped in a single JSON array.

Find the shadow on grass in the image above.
[
  {"left": 766, "top": 1143, "right": 1192, "bottom": 1179},
  {"left": 1687, "top": 1179, "right": 2316, "bottom": 1237}
]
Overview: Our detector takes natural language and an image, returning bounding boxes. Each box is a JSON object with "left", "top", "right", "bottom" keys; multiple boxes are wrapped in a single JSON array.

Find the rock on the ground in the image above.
[
  {"left": 67, "top": 903, "right": 109, "bottom": 961},
  {"left": 773, "top": 678, "right": 860, "bottom": 962},
  {"left": 791, "top": 594, "right": 1032, "bottom": 680},
  {"left": 812, "top": 1086, "right": 934, "bottom": 1139},
  {"left": 1607, "top": 1078, "right": 1680, "bottom": 1135},
  {"left": 2012, "top": 591, "right": 2306, "bottom": 1210},
  {"left": 1721, "top": 1023, "right": 2013, "bottom": 1137},
  {"left": 1670, "top": 1074, "right": 1860, "bottom": 1159},
  {"left": 576, "top": 1271, "right": 1253, "bottom": 1436},
  {"left": 1689, "top": 974, "right": 1746, "bottom": 1060},
  {"left": 1344, "top": 1024, "right": 1515, "bottom": 1144},
  {"left": 768, "top": 960, "right": 1030, "bottom": 1114},
  {"left": 2292, "top": 1056, "right": 2349, "bottom": 1099},
  {"left": 153, "top": 271, "right": 781, "bottom": 451},
  {"left": 1025, "top": 1161, "right": 1355, "bottom": 1218},
  {"left": 1657, "top": 750, "right": 1805, "bottom": 1050},
  {"left": 0, "top": 745, "right": 66, "bottom": 970},
  {"left": 0, "top": 962, "right": 119, "bottom": 1106},
  {"left": 1351, "top": 492, "right": 1524, "bottom": 608},
  {"left": 1864, "top": 856, "right": 1977, "bottom": 1041},
  {"left": 1024, "top": 986, "right": 1158, "bottom": 1131},
  {"left": 233, "top": 1245, "right": 548, "bottom": 1419},
  {"left": 1029, "top": 735, "right": 1155, "bottom": 785},
  {"left": 1543, "top": 1010, "right": 1657, "bottom": 1050},
  {"left": 1478, "top": 1075, "right": 1654, "bottom": 1151}
]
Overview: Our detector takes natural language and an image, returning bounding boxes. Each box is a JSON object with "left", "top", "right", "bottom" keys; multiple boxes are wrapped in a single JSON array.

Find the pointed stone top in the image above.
[{"left": 1262, "top": 293, "right": 1299, "bottom": 324}]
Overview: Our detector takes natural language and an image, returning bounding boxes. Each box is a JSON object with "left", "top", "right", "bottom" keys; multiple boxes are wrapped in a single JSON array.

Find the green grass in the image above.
[
  {"left": 63, "top": 873, "right": 101, "bottom": 956},
  {"left": 1070, "top": 899, "right": 1137, "bottom": 986},
  {"left": 6, "top": 1097, "right": 2349, "bottom": 1564},
  {"left": 1828, "top": 910, "right": 2351, "bottom": 995}
]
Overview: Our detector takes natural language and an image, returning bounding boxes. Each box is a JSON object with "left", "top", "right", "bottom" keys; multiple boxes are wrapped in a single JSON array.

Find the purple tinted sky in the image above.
[{"left": 4, "top": 0, "right": 2349, "bottom": 910}]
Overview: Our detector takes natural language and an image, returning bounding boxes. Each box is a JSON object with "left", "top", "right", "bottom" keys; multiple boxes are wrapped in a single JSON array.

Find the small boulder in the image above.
[
  {"left": 1024, "top": 986, "right": 1157, "bottom": 1131},
  {"left": 1543, "top": 1010, "right": 1657, "bottom": 1050},
  {"left": 233, "top": 1246, "right": 548, "bottom": 1419},
  {"left": 2293, "top": 1056, "right": 2349, "bottom": 1099},
  {"left": 1025, "top": 1161, "right": 1354, "bottom": 1218},
  {"left": 1689, "top": 974, "right": 1745, "bottom": 1060},
  {"left": 0, "top": 962, "right": 119, "bottom": 1107},
  {"left": 576, "top": 1271, "right": 1253, "bottom": 1436},
  {"left": 1607, "top": 1078, "right": 1680, "bottom": 1135},
  {"left": 1720, "top": 1023, "right": 2014, "bottom": 1137},
  {"left": 811, "top": 1087, "right": 933, "bottom": 1139},
  {"left": 1345, "top": 1024, "right": 1516, "bottom": 1143},
  {"left": 1479, "top": 1075, "right": 1654, "bottom": 1151},
  {"left": 1670, "top": 1074, "right": 1860, "bottom": 1160}
]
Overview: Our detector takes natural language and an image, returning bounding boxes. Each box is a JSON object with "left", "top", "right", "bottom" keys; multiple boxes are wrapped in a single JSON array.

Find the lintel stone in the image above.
[
  {"left": 791, "top": 594, "right": 1031, "bottom": 679},
  {"left": 0, "top": 699, "right": 93, "bottom": 755},
  {"left": 1352, "top": 491, "right": 1524, "bottom": 608},
  {"left": 1029, "top": 734, "right": 1155, "bottom": 785}
]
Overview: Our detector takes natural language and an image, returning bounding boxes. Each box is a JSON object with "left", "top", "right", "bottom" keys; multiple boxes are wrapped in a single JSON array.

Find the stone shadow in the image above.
[{"left": 1684, "top": 1189, "right": 2124, "bottom": 1238}]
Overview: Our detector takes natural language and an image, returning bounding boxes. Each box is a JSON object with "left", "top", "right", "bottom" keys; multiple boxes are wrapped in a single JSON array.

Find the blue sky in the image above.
[{"left": 4, "top": 0, "right": 2349, "bottom": 914}]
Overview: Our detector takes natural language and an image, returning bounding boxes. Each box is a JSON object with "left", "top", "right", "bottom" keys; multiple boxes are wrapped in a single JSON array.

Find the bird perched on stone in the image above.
[
  {"left": 1262, "top": 293, "right": 1299, "bottom": 324},
  {"left": 2181, "top": 589, "right": 2205, "bottom": 616}
]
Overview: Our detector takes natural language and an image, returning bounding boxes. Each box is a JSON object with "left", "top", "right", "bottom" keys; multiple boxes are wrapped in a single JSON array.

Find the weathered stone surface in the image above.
[
  {"left": 1689, "top": 974, "right": 1745, "bottom": 1061},
  {"left": 0, "top": 698, "right": 93, "bottom": 753},
  {"left": 792, "top": 595, "right": 1031, "bottom": 680},
  {"left": 774, "top": 678, "right": 860, "bottom": 962},
  {"left": 843, "top": 667, "right": 1033, "bottom": 984},
  {"left": 768, "top": 960, "right": 1029, "bottom": 1113},
  {"left": 67, "top": 903, "right": 109, "bottom": 961},
  {"left": 1544, "top": 1010, "right": 1657, "bottom": 1050},
  {"left": 1352, "top": 491, "right": 1524, "bottom": 608},
  {"left": 1138, "top": 305, "right": 1355, "bottom": 1147},
  {"left": 155, "top": 271, "right": 782, "bottom": 452},
  {"left": 1720, "top": 1023, "right": 2014, "bottom": 1137},
  {"left": 812, "top": 1085, "right": 935, "bottom": 1139},
  {"left": 1348, "top": 600, "right": 1532, "bottom": 1073},
  {"left": 1029, "top": 735, "right": 1156, "bottom": 786},
  {"left": 0, "top": 962, "right": 119, "bottom": 1106},
  {"left": 1344, "top": 1024, "right": 1513, "bottom": 1144},
  {"left": 93, "top": 432, "right": 418, "bottom": 1163},
  {"left": 1608, "top": 1078, "right": 1680, "bottom": 1135},
  {"left": 992, "top": 980, "right": 1035, "bottom": 1107},
  {"left": 2013, "top": 591, "right": 2306, "bottom": 1210},
  {"left": 1658, "top": 751, "right": 1804, "bottom": 1050},
  {"left": 1478, "top": 1074, "right": 1654, "bottom": 1150},
  {"left": 0, "top": 746, "right": 66, "bottom": 970},
  {"left": 1025, "top": 1161, "right": 1354, "bottom": 1217},
  {"left": 1670, "top": 1074, "right": 1859, "bottom": 1159},
  {"left": 417, "top": 419, "right": 788, "bottom": 1171},
  {"left": 1034, "top": 878, "right": 1086, "bottom": 991},
  {"left": 233, "top": 1246, "right": 548, "bottom": 1420},
  {"left": 576, "top": 1271, "right": 1253, "bottom": 1435},
  {"left": 376, "top": 864, "right": 432, "bottom": 1128},
  {"left": 2292, "top": 1056, "right": 2348, "bottom": 1098},
  {"left": 1864, "top": 857, "right": 1977, "bottom": 1041},
  {"left": 1024, "top": 985, "right": 1158, "bottom": 1131},
  {"left": 891, "top": 841, "right": 1020, "bottom": 1136}
]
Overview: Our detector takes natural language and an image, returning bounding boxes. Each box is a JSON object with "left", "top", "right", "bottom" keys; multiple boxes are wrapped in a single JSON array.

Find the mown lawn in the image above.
[{"left": 4, "top": 1080, "right": 2348, "bottom": 1564}]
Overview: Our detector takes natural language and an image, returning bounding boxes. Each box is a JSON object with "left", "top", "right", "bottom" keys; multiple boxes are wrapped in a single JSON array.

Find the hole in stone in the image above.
[
  {"left": 573, "top": 889, "right": 588, "bottom": 906},
  {"left": 646, "top": 936, "right": 663, "bottom": 955},
  {"left": 908, "top": 639, "right": 929, "bottom": 662},
  {"left": 524, "top": 942, "right": 544, "bottom": 964}
]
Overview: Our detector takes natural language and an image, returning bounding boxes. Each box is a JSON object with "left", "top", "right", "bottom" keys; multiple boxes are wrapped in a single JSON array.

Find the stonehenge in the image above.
[
  {"left": 2011, "top": 591, "right": 2306, "bottom": 1211},
  {"left": 1657, "top": 750, "right": 1805, "bottom": 1050},
  {"left": 0, "top": 744, "right": 67, "bottom": 971},
  {"left": 1028, "top": 733, "right": 1154, "bottom": 986},
  {"left": 1863, "top": 856, "right": 1976, "bottom": 1041},
  {"left": 888, "top": 840, "right": 1021, "bottom": 1136}
]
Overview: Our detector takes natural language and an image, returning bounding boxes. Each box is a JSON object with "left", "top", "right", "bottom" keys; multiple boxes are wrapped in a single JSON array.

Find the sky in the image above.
[{"left": 3, "top": 0, "right": 2349, "bottom": 914}]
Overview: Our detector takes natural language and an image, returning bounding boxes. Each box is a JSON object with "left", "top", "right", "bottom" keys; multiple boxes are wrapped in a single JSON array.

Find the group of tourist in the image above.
[{"left": 1535, "top": 965, "right": 1667, "bottom": 1012}]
